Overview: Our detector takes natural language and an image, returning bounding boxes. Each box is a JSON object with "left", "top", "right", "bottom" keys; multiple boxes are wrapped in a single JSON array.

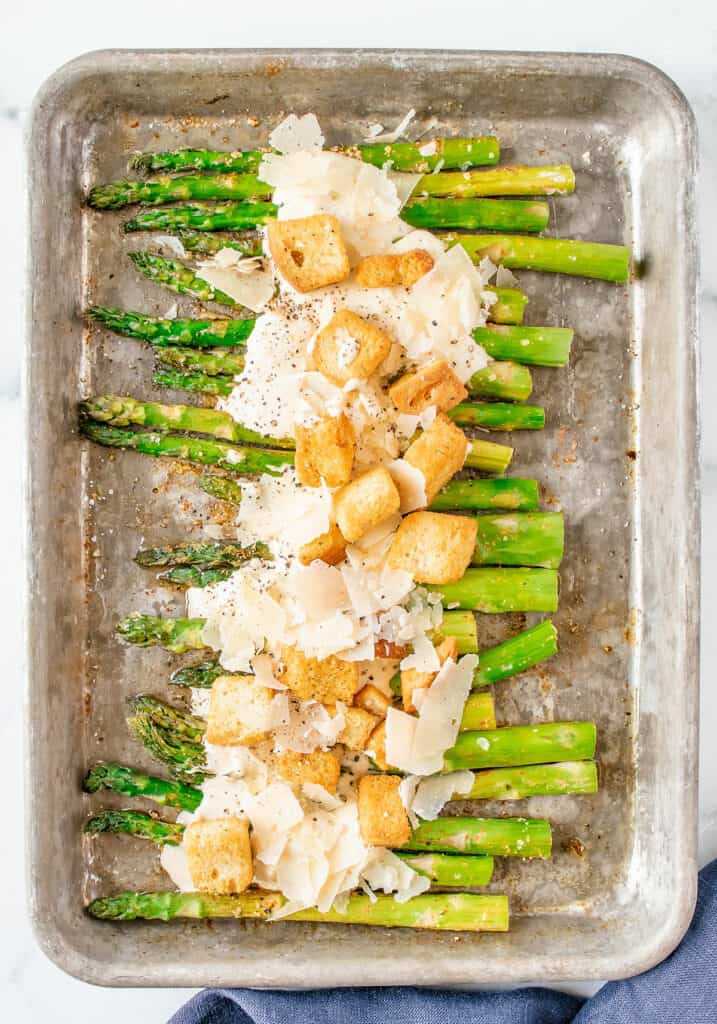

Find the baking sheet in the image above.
[{"left": 26, "top": 49, "right": 699, "bottom": 985}]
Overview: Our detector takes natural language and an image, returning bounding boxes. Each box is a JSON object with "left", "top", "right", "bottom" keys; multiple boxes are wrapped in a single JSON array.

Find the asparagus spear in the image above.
[
  {"left": 175, "top": 230, "right": 263, "bottom": 257},
  {"left": 446, "top": 234, "right": 631, "bottom": 283},
  {"left": 472, "top": 513, "right": 564, "bottom": 569},
  {"left": 171, "top": 659, "right": 228, "bottom": 688},
  {"left": 473, "top": 325, "right": 574, "bottom": 367},
  {"left": 460, "top": 692, "right": 497, "bottom": 731},
  {"left": 403, "top": 197, "right": 549, "bottom": 232},
  {"left": 449, "top": 403, "right": 544, "bottom": 431},
  {"left": 157, "top": 566, "right": 236, "bottom": 588},
  {"left": 464, "top": 760, "right": 598, "bottom": 801},
  {"left": 125, "top": 201, "right": 278, "bottom": 233},
  {"left": 464, "top": 439, "right": 513, "bottom": 474},
  {"left": 82, "top": 396, "right": 291, "bottom": 449},
  {"left": 126, "top": 697, "right": 208, "bottom": 783},
  {"left": 89, "top": 174, "right": 271, "bottom": 209},
  {"left": 197, "top": 474, "right": 242, "bottom": 505},
  {"left": 87, "top": 889, "right": 509, "bottom": 930},
  {"left": 79, "top": 421, "right": 294, "bottom": 476},
  {"left": 153, "top": 370, "right": 234, "bottom": 396},
  {"left": 136, "top": 540, "right": 271, "bottom": 568},
  {"left": 416, "top": 165, "right": 575, "bottom": 198},
  {"left": 404, "top": 816, "right": 552, "bottom": 858},
  {"left": 473, "top": 619, "right": 558, "bottom": 688},
  {"left": 429, "top": 568, "right": 559, "bottom": 613},
  {"left": 83, "top": 761, "right": 203, "bottom": 812},
  {"left": 467, "top": 361, "right": 532, "bottom": 402},
  {"left": 155, "top": 346, "right": 245, "bottom": 375},
  {"left": 85, "top": 809, "right": 184, "bottom": 845},
  {"left": 130, "top": 150, "right": 266, "bottom": 174},
  {"left": 87, "top": 305, "right": 254, "bottom": 348},
  {"left": 129, "top": 252, "right": 244, "bottom": 307},
  {"left": 444, "top": 722, "right": 597, "bottom": 772},
  {"left": 429, "top": 478, "right": 539, "bottom": 512},
  {"left": 489, "top": 288, "right": 527, "bottom": 326}
]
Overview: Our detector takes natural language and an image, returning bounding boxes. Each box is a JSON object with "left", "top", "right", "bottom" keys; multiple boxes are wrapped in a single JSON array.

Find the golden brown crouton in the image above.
[
  {"left": 298, "top": 522, "right": 347, "bottom": 566},
  {"left": 403, "top": 413, "right": 468, "bottom": 502},
  {"left": 333, "top": 465, "right": 401, "bottom": 543},
  {"left": 295, "top": 413, "right": 355, "bottom": 488},
  {"left": 354, "top": 683, "right": 392, "bottom": 719},
  {"left": 354, "top": 249, "right": 434, "bottom": 289},
  {"left": 185, "top": 817, "right": 253, "bottom": 894},
  {"left": 267, "top": 214, "right": 350, "bottom": 292},
  {"left": 312, "top": 310, "right": 392, "bottom": 386},
  {"left": 278, "top": 645, "right": 359, "bottom": 704},
  {"left": 366, "top": 719, "right": 391, "bottom": 770},
  {"left": 274, "top": 749, "right": 341, "bottom": 794},
  {"left": 387, "top": 510, "right": 477, "bottom": 584},
  {"left": 389, "top": 359, "right": 468, "bottom": 416},
  {"left": 331, "top": 705, "right": 379, "bottom": 750},
  {"left": 401, "top": 636, "right": 459, "bottom": 713},
  {"left": 206, "top": 675, "right": 274, "bottom": 746},
  {"left": 357, "top": 775, "right": 411, "bottom": 847}
]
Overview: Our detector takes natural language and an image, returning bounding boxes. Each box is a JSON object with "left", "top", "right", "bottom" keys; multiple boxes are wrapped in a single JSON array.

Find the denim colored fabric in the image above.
[{"left": 171, "top": 859, "right": 717, "bottom": 1024}]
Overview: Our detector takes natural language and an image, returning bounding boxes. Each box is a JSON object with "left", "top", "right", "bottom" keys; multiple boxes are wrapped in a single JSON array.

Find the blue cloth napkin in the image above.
[{"left": 171, "top": 859, "right": 717, "bottom": 1024}]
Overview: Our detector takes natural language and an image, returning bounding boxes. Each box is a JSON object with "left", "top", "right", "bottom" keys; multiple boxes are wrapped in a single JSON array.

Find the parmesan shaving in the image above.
[
  {"left": 364, "top": 108, "right": 416, "bottom": 144},
  {"left": 408, "top": 770, "right": 474, "bottom": 821},
  {"left": 197, "top": 250, "right": 274, "bottom": 312},
  {"left": 386, "top": 458, "right": 427, "bottom": 513},
  {"left": 269, "top": 112, "right": 324, "bottom": 154}
]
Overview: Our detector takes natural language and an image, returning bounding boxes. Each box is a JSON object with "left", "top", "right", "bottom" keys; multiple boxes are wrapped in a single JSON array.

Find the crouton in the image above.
[
  {"left": 387, "top": 510, "right": 477, "bottom": 584},
  {"left": 357, "top": 775, "right": 411, "bottom": 847},
  {"left": 333, "top": 465, "right": 401, "bottom": 543},
  {"left": 401, "top": 636, "right": 459, "bottom": 713},
  {"left": 278, "top": 645, "right": 359, "bottom": 704},
  {"left": 389, "top": 359, "right": 468, "bottom": 416},
  {"left": 185, "top": 817, "right": 253, "bottom": 894},
  {"left": 267, "top": 214, "right": 350, "bottom": 292},
  {"left": 354, "top": 683, "right": 392, "bottom": 719},
  {"left": 298, "top": 522, "right": 347, "bottom": 566},
  {"left": 366, "top": 719, "right": 391, "bottom": 770},
  {"left": 312, "top": 310, "right": 392, "bottom": 386},
  {"left": 331, "top": 705, "right": 379, "bottom": 750},
  {"left": 295, "top": 413, "right": 355, "bottom": 488},
  {"left": 355, "top": 249, "right": 434, "bottom": 289},
  {"left": 206, "top": 675, "right": 274, "bottom": 746},
  {"left": 274, "top": 749, "right": 341, "bottom": 794},
  {"left": 403, "top": 413, "right": 468, "bottom": 502}
]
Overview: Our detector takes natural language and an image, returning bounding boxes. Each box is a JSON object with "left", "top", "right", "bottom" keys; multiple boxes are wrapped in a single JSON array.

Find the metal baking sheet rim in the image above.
[{"left": 24, "top": 48, "right": 700, "bottom": 987}]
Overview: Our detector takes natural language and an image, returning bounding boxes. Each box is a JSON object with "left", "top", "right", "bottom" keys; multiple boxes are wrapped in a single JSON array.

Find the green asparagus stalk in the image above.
[
  {"left": 129, "top": 252, "right": 243, "bottom": 307},
  {"left": 84, "top": 809, "right": 184, "bottom": 845},
  {"left": 446, "top": 234, "right": 631, "bottom": 283},
  {"left": 136, "top": 540, "right": 271, "bottom": 569},
  {"left": 404, "top": 816, "right": 552, "bottom": 858},
  {"left": 79, "top": 421, "right": 294, "bottom": 476},
  {"left": 416, "top": 165, "right": 575, "bottom": 198},
  {"left": 175, "top": 230, "right": 263, "bottom": 257},
  {"left": 449, "top": 402, "right": 544, "bottom": 431},
  {"left": 472, "top": 513, "right": 564, "bottom": 569},
  {"left": 126, "top": 697, "right": 208, "bottom": 782},
  {"left": 463, "top": 760, "right": 598, "bottom": 801},
  {"left": 428, "top": 568, "right": 559, "bottom": 612},
  {"left": 197, "top": 474, "right": 243, "bottom": 505},
  {"left": 429, "top": 478, "right": 539, "bottom": 512},
  {"left": 156, "top": 346, "right": 246, "bottom": 375},
  {"left": 125, "top": 201, "right": 278, "bottom": 233},
  {"left": 473, "top": 619, "right": 558, "bottom": 688},
  {"left": 89, "top": 174, "right": 271, "bottom": 209},
  {"left": 87, "top": 889, "right": 509, "bottom": 931},
  {"left": 473, "top": 325, "right": 574, "bottom": 367},
  {"left": 130, "top": 150, "right": 266, "bottom": 174},
  {"left": 464, "top": 439, "right": 513, "bottom": 474},
  {"left": 488, "top": 288, "right": 527, "bottom": 326},
  {"left": 170, "top": 659, "right": 228, "bottom": 688},
  {"left": 153, "top": 370, "right": 234, "bottom": 396},
  {"left": 467, "top": 361, "right": 533, "bottom": 402},
  {"left": 403, "top": 197, "right": 549, "bottom": 232},
  {"left": 86, "top": 305, "right": 255, "bottom": 348},
  {"left": 460, "top": 692, "right": 497, "bottom": 731},
  {"left": 157, "top": 566, "right": 236, "bottom": 588},
  {"left": 444, "top": 722, "right": 597, "bottom": 772},
  {"left": 83, "top": 761, "right": 202, "bottom": 812}
]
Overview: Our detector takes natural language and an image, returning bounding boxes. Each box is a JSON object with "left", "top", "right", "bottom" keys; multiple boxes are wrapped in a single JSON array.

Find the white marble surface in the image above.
[{"left": 3, "top": 3, "right": 715, "bottom": 1019}]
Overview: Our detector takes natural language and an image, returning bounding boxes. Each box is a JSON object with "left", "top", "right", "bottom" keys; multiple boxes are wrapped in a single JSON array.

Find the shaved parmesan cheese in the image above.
[
  {"left": 160, "top": 843, "right": 194, "bottom": 891},
  {"left": 244, "top": 782, "right": 304, "bottom": 866},
  {"left": 197, "top": 250, "right": 274, "bottom": 312},
  {"left": 285, "top": 562, "right": 349, "bottom": 622},
  {"left": 360, "top": 848, "right": 430, "bottom": 903},
  {"left": 234, "top": 470, "right": 332, "bottom": 557},
  {"left": 496, "top": 264, "right": 520, "bottom": 288},
  {"left": 400, "top": 633, "right": 441, "bottom": 673},
  {"left": 386, "top": 458, "right": 427, "bottom": 513},
  {"left": 418, "top": 140, "right": 437, "bottom": 157},
  {"left": 154, "top": 234, "right": 186, "bottom": 258},
  {"left": 269, "top": 113, "right": 324, "bottom": 154},
  {"left": 296, "top": 370, "right": 348, "bottom": 424},
  {"left": 398, "top": 775, "right": 421, "bottom": 829},
  {"left": 387, "top": 170, "right": 422, "bottom": 209},
  {"left": 273, "top": 699, "right": 346, "bottom": 753},
  {"left": 385, "top": 654, "right": 478, "bottom": 775},
  {"left": 251, "top": 653, "right": 287, "bottom": 690},
  {"left": 392, "top": 229, "right": 446, "bottom": 262},
  {"left": 302, "top": 782, "right": 343, "bottom": 810},
  {"left": 364, "top": 108, "right": 416, "bottom": 144},
  {"left": 410, "top": 770, "right": 474, "bottom": 821}
]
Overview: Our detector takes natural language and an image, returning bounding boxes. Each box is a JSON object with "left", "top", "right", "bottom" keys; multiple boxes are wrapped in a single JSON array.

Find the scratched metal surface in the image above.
[{"left": 26, "top": 49, "right": 698, "bottom": 986}]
